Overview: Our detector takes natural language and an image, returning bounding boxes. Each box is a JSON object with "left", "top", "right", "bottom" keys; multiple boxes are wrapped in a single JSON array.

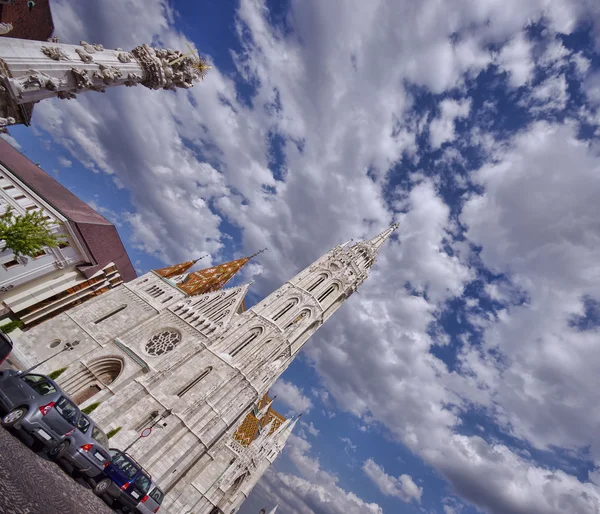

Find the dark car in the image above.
[
  {"left": 0, "top": 332, "right": 13, "bottom": 366},
  {"left": 49, "top": 412, "right": 111, "bottom": 479},
  {"left": 94, "top": 449, "right": 153, "bottom": 512},
  {"left": 0, "top": 372, "right": 80, "bottom": 449}
]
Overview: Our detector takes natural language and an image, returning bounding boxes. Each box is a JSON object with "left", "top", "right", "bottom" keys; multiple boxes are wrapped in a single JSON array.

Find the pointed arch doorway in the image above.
[{"left": 60, "top": 356, "right": 124, "bottom": 405}]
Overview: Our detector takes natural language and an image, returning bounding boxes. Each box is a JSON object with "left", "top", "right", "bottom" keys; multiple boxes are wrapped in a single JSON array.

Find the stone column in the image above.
[{"left": 0, "top": 37, "right": 206, "bottom": 126}]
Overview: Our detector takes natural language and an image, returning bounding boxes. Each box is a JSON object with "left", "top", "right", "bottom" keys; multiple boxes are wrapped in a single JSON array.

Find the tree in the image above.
[{"left": 0, "top": 206, "right": 64, "bottom": 257}]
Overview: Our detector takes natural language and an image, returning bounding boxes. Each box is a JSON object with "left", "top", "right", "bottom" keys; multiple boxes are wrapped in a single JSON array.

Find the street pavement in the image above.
[{"left": 0, "top": 425, "right": 115, "bottom": 514}]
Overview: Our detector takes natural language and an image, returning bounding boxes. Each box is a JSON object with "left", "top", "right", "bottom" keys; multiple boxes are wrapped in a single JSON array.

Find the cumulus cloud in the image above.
[
  {"left": 363, "top": 458, "right": 423, "bottom": 503},
  {"left": 271, "top": 380, "right": 313, "bottom": 414},
  {"left": 1, "top": 133, "right": 21, "bottom": 150},
  {"left": 57, "top": 156, "right": 73, "bottom": 168},
  {"left": 429, "top": 98, "right": 472, "bottom": 149}
]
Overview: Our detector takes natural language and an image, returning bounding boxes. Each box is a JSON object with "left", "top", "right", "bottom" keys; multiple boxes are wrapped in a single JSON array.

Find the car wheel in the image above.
[
  {"left": 48, "top": 439, "right": 70, "bottom": 460},
  {"left": 93, "top": 477, "right": 111, "bottom": 496},
  {"left": 1, "top": 406, "right": 26, "bottom": 428}
]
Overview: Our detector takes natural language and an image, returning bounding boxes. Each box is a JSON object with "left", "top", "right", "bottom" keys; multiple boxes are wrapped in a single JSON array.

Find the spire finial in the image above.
[
  {"left": 251, "top": 248, "right": 268, "bottom": 258},
  {"left": 193, "top": 254, "right": 209, "bottom": 264}
]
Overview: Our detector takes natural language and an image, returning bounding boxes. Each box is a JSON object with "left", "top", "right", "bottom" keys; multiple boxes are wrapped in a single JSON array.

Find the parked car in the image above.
[
  {"left": 48, "top": 411, "right": 111, "bottom": 480},
  {"left": 94, "top": 449, "right": 153, "bottom": 512},
  {"left": 0, "top": 332, "right": 13, "bottom": 366},
  {"left": 0, "top": 372, "right": 80, "bottom": 449},
  {"left": 135, "top": 481, "right": 165, "bottom": 514}
]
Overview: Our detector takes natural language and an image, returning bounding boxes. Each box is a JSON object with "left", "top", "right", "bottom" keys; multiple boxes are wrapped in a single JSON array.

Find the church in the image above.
[{"left": 17, "top": 224, "right": 398, "bottom": 513}]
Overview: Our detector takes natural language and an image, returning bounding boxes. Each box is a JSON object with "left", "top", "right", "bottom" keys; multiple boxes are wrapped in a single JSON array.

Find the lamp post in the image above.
[
  {"left": 22, "top": 340, "right": 80, "bottom": 374},
  {"left": 124, "top": 408, "right": 172, "bottom": 453}
]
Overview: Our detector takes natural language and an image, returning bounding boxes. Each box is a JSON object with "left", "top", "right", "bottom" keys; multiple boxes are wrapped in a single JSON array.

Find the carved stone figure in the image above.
[
  {"left": 11, "top": 71, "right": 65, "bottom": 93},
  {"left": 57, "top": 91, "right": 76, "bottom": 100},
  {"left": 75, "top": 48, "right": 93, "bottom": 63},
  {"left": 0, "top": 116, "right": 15, "bottom": 127},
  {"left": 124, "top": 73, "right": 142, "bottom": 87},
  {"left": 79, "top": 41, "right": 104, "bottom": 54},
  {"left": 93, "top": 63, "right": 122, "bottom": 84},
  {"left": 70, "top": 68, "right": 94, "bottom": 90},
  {"left": 41, "top": 46, "right": 68, "bottom": 61},
  {"left": 117, "top": 52, "right": 132, "bottom": 63}
]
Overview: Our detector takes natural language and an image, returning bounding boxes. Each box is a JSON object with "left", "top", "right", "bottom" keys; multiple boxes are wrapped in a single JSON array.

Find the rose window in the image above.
[{"left": 145, "top": 330, "right": 182, "bottom": 356}]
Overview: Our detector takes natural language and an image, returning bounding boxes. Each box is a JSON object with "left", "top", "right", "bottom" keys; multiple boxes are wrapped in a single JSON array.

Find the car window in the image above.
[
  {"left": 149, "top": 487, "right": 164, "bottom": 504},
  {"left": 134, "top": 474, "right": 152, "bottom": 494},
  {"left": 92, "top": 426, "right": 109, "bottom": 448},
  {"left": 55, "top": 396, "right": 79, "bottom": 425},
  {"left": 22, "top": 375, "right": 57, "bottom": 396},
  {"left": 77, "top": 415, "right": 91, "bottom": 433},
  {"left": 112, "top": 454, "right": 139, "bottom": 480}
]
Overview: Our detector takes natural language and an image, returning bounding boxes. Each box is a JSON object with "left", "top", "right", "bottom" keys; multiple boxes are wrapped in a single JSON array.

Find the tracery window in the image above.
[{"left": 145, "top": 329, "right": 182, "bottom": 356}]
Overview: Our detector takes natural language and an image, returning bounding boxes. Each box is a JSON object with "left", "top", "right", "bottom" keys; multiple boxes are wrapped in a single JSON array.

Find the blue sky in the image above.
[{"left": 7, "top": 1, "right": 600, "bottom": 513}]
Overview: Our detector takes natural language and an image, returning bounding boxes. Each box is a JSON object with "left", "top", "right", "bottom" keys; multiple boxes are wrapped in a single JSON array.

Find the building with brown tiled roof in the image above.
[{"left": 0, "top": 139, "right": 136, "bottom": 331}]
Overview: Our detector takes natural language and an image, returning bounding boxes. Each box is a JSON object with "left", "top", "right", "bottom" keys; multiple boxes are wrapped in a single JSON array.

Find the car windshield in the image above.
[
  {"left": 92, "top": 426, "right": 109, "bottom": 449},
  {"left": 77, "top": 415, "right": 91, "bottom": 434},
  {"left": 149, "top": 487, "right": 164, "bottom": 504},
  {"left": 55, "top": 397, "right": 79, "bottom": 425},
  {"left": 22, "top": 375, "right": 57, "bottom": 396}
]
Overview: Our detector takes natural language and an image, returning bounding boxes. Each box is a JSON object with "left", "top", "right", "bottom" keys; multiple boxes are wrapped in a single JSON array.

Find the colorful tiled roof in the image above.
[
  {"left": 177, "top": 255, "right": 251, "bottom": 296},
  {"left": 233, "top": 393, "right": 287, "bottom": 447},
  {"left": 154, "top": 258, "right": 200, "bottom": 279}
]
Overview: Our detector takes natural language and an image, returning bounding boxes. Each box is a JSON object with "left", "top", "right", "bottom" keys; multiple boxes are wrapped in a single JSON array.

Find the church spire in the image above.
[
  {"left": 364, "top": 222, "right": 400, "bottom": 252},
  {"left": 153, "top": 255, "right": 207, "bottom": 279}
]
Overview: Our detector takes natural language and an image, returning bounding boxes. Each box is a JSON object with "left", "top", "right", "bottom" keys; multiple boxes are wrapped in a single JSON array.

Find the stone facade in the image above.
[{"left": 18, "top": 224, "right": 398, "bottom": 514}]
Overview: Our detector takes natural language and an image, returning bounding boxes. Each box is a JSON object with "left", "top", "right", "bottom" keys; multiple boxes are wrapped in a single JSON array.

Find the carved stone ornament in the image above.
[
  {"left": 131, "top": 43, "right": 200, "bottom": 91},
  {"left": 47, "top": 36, "right": 59, "bottom": 43},
  {"left": 79, "top": 41, "right": 104, "bottom": 54},
  {"left": 124, "top": 73, "right": 141, "bottom": 87},
  {"left": 0, "top": 116, "right": 16, "bottom": 127},
  {"left": 93, "top": 63, "right": 122, "bottom": 84},
  {"left": 75, "top": 48, "right": 93, "bottom": 63},
  {"left": 16, "top": 255, "right": 28, "bottom": 265},
  {"left": 117, "top": 52, "right": 132, "bottom": 63},
  {"left": 0, "top": 22, "right": 13, "bottom": 35},
  {"left": 0, "top": 285, "right": 14, "bottom": 293},
  {"left": 70, "top": 67, "right": 94, "bottom": 90},
  {"left": 12, "top": 71, "right": 66, "bottom": 94},
  {"left": 41, "top": 46, "right": 69, "bottom": 61}
]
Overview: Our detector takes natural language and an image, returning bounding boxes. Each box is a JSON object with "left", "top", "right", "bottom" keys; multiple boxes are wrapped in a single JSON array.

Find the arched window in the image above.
[
  {"left": 273, "top": 298, "right": 298, "bottom": 321},
  {"left": 94, "top": 304, "right": 127, "bottom": 324},
  {"left": 285, "top": 310, "right": 310, "bottom": 330},
  {"left": 230, "top": 328, "right": 262, "bottom": 357},
  {"left": 307, "top": 274, "right": 327, "bottom": 293},
  {"left": 177, "top": 366, "right": 212, "bottom": 397},
  {"left": 161, "top": 296, "right": 173, "bottom": 303},
  {"left": 318, "top": 284, "right": 339, "bottom": 304}
]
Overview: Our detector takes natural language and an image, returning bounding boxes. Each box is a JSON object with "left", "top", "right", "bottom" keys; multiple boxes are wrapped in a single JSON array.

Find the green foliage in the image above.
[
  {"left": 107, "top": 426, "right": 122, "bottom": 439},
  {"left": 0, "top": 206, "right": 64, "bottom": 258},
  {"left": 48, "top": 367, "right": 67, "bottom": 380},
  {"left": 0, "top": 320, "right": 23, "bottom": 334},
  {"left": 81, "top": 402, "right": 101, "bottom": 415}
]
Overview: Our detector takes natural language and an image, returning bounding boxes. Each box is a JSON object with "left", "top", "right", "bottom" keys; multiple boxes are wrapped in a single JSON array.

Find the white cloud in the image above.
[
  {"left": 1, "top": 133, "right": 21, "bottom": 150},
  {"left": 429, "top": 98, "right": 472, "bottom": 149},
  {"left": 497, "top": 32, "right": 534, "bottom": 88},
  {"left": 363, "top": 458, "right": 423, "bottom": 503},
  {"left": 57, "top": 156, "right": 73, "bottom": 168},
  {"left": 271, "top": 380, "right": 313, "bottom": 414},
  {"left": 300, "top": 420, "right": 320, "bottom": 437}
]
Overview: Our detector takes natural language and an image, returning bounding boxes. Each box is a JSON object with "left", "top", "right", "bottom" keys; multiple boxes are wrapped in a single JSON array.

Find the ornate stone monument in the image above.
[{"left": 0, "top": 37, "right": 211, "bottom": 126}]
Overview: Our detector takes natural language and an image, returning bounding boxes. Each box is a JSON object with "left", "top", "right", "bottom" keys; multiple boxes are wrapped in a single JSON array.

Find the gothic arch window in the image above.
[
  {"left": 161, "top": 295, "right": 173, "bottom": 303},
  {"left": 307, "top": 273, "right": 327, "bottom": 293},
  {"left": 318, "top": 283, "right": 339, "bottom": 304},
  {"left": 230, "top": 328, "right": 263, "bottom": 358},
  {"left": 94, "top": 304, "right": 127, "bottom": 324},
  {"left": 273, "top": 298, "right": 298, "bottom": 321},
  {"left": 285, "top": 309, "right": 310, "bottom": 330},
  {"left": 177, "top": 366, "right": 212, "bottom": 397},
  {"left": 145, "top": 329, "right": 182, "bottom": 356}
]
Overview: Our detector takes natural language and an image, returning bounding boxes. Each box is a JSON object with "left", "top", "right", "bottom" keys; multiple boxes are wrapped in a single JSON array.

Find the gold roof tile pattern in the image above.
[
  {"left": 178, "top": 256, "right": 252, "bottom": 296},
  {"left": 154, "top": 258, "right": 199, "bottom": 279},
  {"left": 233, "top": 393, "right": 286, "bottom": 447}
]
